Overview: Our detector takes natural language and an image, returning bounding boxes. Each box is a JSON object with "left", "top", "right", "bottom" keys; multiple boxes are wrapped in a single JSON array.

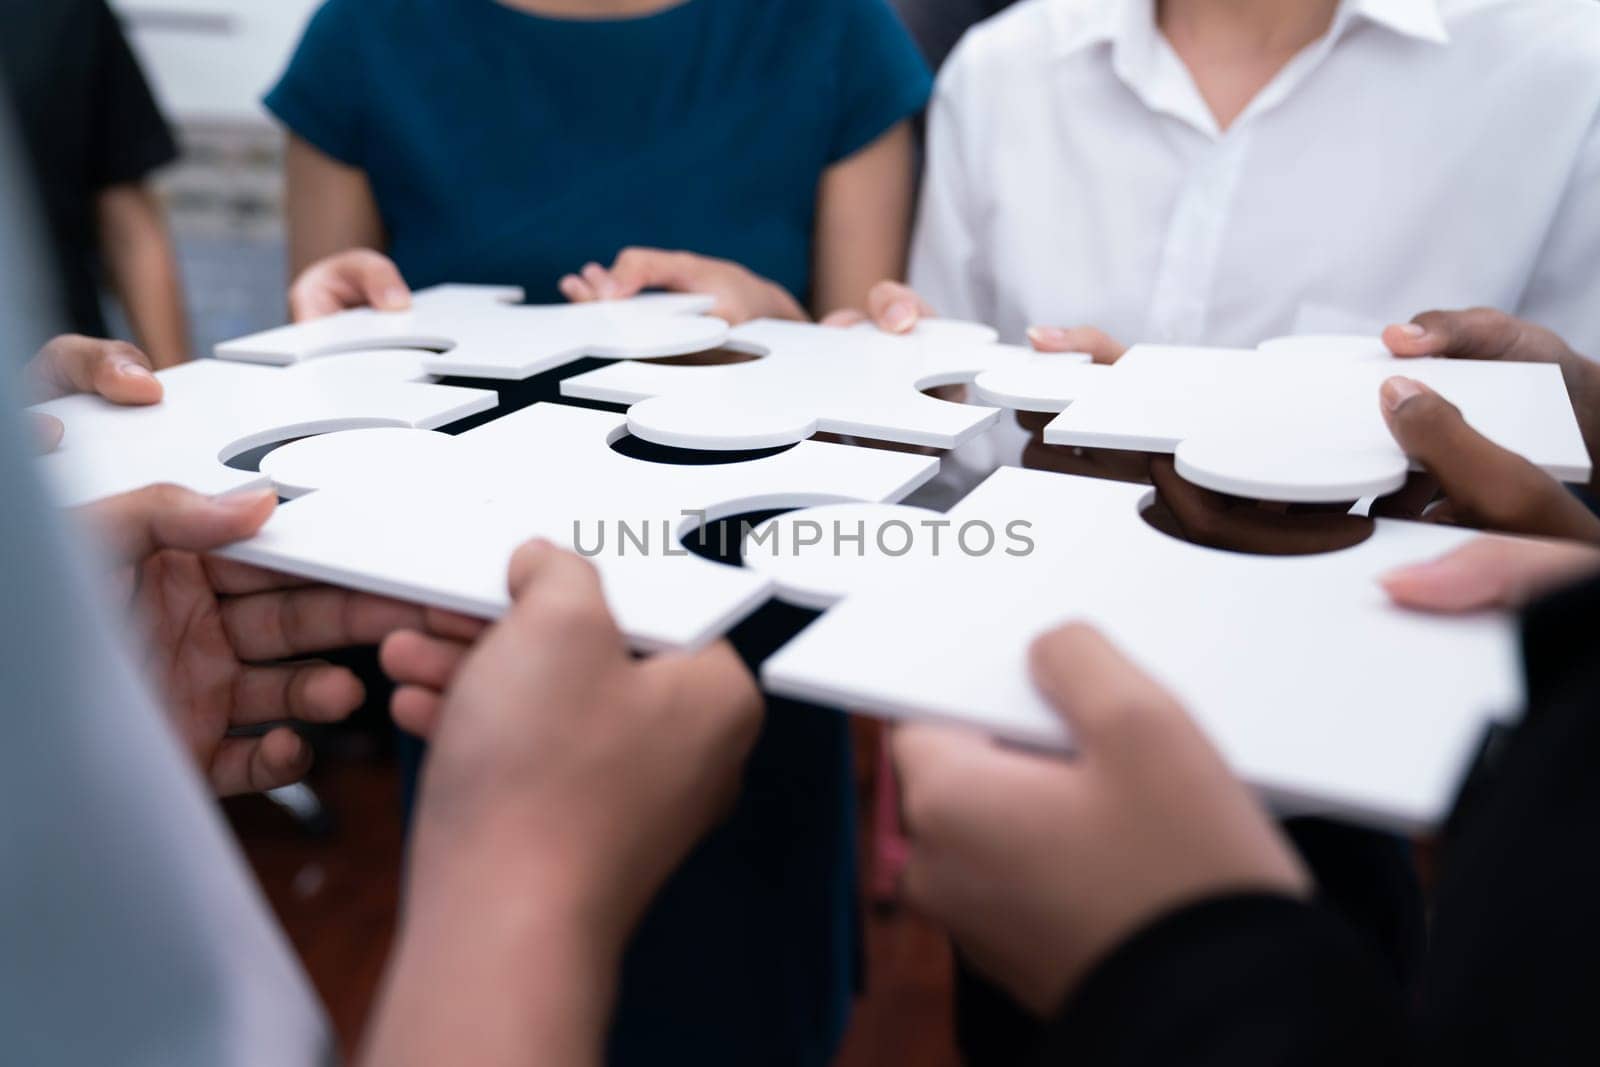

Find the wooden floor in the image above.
[{"left": 226, "top": 740, "right": 960, "bottom": 1065}]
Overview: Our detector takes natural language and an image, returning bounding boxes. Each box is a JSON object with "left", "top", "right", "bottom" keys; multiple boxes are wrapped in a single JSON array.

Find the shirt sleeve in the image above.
[
  {"left": 827, "top": 0, "right": 934, "bottom": 163},
  {"left": 1516, "top": 103, "right": 1600, "bottom": 360},
  {"left": 263, "top": 0, "right": 368, "bottom": 167},
  {"left": 86, "top": 0, "right": 178, "bottom": 189},
  {"left": 907, "top": 55, "right": 989, "bottom": 323},
  {"left": 1031, "top": 894, "right": 1407, "bottom": 1067}
]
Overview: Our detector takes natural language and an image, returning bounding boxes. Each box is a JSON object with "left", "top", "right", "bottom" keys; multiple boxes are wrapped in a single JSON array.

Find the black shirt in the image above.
[
  {"left": 0, "top": 0, "right": 177, "bottom": 339},
  {"left": 1032, "top": 573, "right": 1600, "bottom": 1066}
]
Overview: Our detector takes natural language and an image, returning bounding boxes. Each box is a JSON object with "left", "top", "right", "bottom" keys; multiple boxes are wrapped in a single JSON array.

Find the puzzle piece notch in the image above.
[
  {"left": 29, "top": 355, "right": 497, "bottom": 506},
  {"left": 214, "top": 284, "right": 730, "bottom": 381},
  {"left": 743, "top": 467, "right": 1525, "bottom": 830},
  {"left": 219, "top": 402, "right": 940, "bottom": 652},
  {"left": 973, "top": 339, "right": 1590, "bottom": 503},
  {"left": 560, "top": 317, "right": 1089, "bottom": 451}
]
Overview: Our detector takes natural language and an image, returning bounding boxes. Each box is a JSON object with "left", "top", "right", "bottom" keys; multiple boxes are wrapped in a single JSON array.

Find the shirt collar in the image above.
[
  {"left": 1346, "top": 0, "right": 1450, "bottom": 45},
  {"left": 1046, "top": 0, "right": 1450, "bottom": 59}
]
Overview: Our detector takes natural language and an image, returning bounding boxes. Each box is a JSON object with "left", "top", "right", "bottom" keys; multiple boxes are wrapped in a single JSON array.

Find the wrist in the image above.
[{"left": 369, "top": 827, "right": 621, "bottom": 1067}]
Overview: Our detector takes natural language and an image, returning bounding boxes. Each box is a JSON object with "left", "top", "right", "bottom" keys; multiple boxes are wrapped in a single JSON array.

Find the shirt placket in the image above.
[{"left": 1147, "top": 130, "right": 1249, "bottom": 344}]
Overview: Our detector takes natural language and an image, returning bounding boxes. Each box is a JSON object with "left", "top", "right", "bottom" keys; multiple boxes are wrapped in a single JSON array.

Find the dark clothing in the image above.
[
  {"left": 267, "top": 0, "right": 931, "bottom": 309},
  {"left": 890, "top": 0, "right": 1018, "bottom": 70},
  {"left": 0, "top": 0, "right": 176, "bottom": 339},
  {"left": 1033, "top": 573, "right": 1600, "bottom": 1066}
]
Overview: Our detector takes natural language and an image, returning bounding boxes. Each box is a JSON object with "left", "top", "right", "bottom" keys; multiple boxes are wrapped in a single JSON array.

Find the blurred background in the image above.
[{"left": 106, "top": 1, "right": 315, "bottom": 352}]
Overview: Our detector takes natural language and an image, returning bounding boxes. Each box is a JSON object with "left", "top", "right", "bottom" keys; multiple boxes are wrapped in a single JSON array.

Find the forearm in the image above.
[
  {"left": 285, "top": 135, "right": 387, "bottom": 276},
  {"left": 361, "top": 822, "right": 619, "bottom": 1067},
  {"left": 811, "top": 123, "right": 915, "bottom": 317},
  {"left": 97, "top": 184, "right": 189, "bottom": 366}
]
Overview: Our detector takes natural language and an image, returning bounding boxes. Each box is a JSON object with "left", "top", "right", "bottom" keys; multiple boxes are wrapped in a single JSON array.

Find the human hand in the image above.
[
  {"left": 1374, "top": 376, "right": 1600, "bottom": 541},
  {"left": 391, "top": 542, "right": 763, "bottom": 959},
  {"left": 26, "top": 335, "right": 163, "bottom": 452},
  {"left": 289, "top": 248, "right": 412, "bottom": 322},
  {"left": 1381, "top": 534, "right": 1600, "bottom": 613},
  {"left": 1012, "top": 324, "right": 1135, "bottom": 477},
  {"left": 1383, "top": 307, "right": 1578, "bottom": 367},
  {"left": 80, "top": 484, "right": 428, "bottom": 795},
  {"left": 558, "top": 247, "right": 806, "bottom": 325},
  {"left": 819, "top": 279, "right": 934, "bottom": 333},
  {"left": 1384, "top": 308, "right": 1600, "bottom": 492},
  {"left": 894, "top": 624, "right": 1309, "bottom": 1016}
]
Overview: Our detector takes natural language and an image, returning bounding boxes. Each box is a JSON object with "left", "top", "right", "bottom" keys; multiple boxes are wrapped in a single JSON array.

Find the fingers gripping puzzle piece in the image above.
[
  {"left": 745, "top": 467, "right": 1526, "bottom": 830},
  {"left": 219, "top": 403, "right": 939, "bottom": 651},
  {"left": 216, "top": 285, "right": 730, "bottom": 379},
  {"left": 560, "top": 318, "right": 1089, "bottom": 451},
  {"left": 29, "top": 355, "right": 497, "bottom": 506},
  {"left": 972, "top": 338, "right": 1590, "bottom": 502}
]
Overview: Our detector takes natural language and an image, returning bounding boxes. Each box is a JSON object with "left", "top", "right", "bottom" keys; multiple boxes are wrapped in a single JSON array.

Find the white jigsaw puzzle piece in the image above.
[
  {"left": 219, "top": 403, "right": 939, "bottom": 651},
  {"left": 744, "top": 467, "right": 1526, "bottom": 831},
  {"left": 560, "top": 318, "right": 1088, "bottom": 451},
  {"left": 215, "top": 284, "right": 729, "bottom": 380},
  {"left": 972, "top": 337, "right": 1590, "bottom": 502},
  {"left": 29, "top": 354, "right": 497, "bottom": 506}
]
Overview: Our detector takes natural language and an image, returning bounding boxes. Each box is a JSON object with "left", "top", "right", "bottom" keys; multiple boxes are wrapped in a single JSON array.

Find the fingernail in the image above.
[
  {"left": 217, "top": 488, "right": 276, "bottom": 511},
  {"left": 1028, "top": 326, "right": 1068, "bottom": 348},
  {"left": 1381, "top": 376, "right": 1427, "bottom": 413},
  {"left": 885, "top": 300, "right": 917, "bottom": 334},
  {"left": 116, "top": 361, "right": 155, "bottom": 380},
  {"left": 1400, "top": 323, "right": 1427, "bottom": 339},
  {"left": 381, "top": 287, "right": 410, "bottom": 309}
]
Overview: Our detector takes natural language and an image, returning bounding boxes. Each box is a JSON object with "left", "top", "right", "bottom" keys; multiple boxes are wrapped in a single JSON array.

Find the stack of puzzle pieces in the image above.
[{"left": 31, "top": 285, "right": 1593, "bottom": 830}]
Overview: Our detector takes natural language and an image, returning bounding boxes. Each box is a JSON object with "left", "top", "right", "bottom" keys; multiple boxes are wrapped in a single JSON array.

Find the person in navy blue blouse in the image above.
[
  {"left": 265, "top": 3, "right": 931, "bottom": 1065},
  {"left": 268, "top": 0, "right": 930, "bottom": 318}
]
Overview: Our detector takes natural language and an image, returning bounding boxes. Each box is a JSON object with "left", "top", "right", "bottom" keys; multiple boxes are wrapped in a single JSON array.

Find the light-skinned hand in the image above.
[
  {"left": 26, "top": 334, "right": 164, "bottom": 452},
  {"left": 558, "top": 247, "right": 805, "bottom": 325},
  {"left": 289, "top": 248, "right": 413, "bottom": 322},
  {"left": 893, "top": 623, "right": 1309, "bottom": 1017},
  {"left": 388, "top": 541, "right": 763, "bottom": 959},
  {"left": 1381, "top": 534, "right": 1600, "bottom": 614},
  {"left": 80, "top": 483, "right": 428, "bottom": 795}
]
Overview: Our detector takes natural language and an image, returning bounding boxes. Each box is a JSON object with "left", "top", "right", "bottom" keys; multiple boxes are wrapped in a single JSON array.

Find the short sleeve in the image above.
[
  {"left": 264, "top": 0, "right": 368, "bottom": 167},
  {"left": 827, "top": 0, "right": 934, "bottom": 163},
  {"left": 87, "top": 0, "right": 178, "bottom": 189}
]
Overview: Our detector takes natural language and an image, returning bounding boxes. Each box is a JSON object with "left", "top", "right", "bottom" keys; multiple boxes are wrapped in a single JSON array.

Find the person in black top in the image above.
[
  {"left": 891, "top": 307, "right": 1600, "bottom": 1065},
  {"left": 0, "top": 0, "right": 188, "bottom": 365}
]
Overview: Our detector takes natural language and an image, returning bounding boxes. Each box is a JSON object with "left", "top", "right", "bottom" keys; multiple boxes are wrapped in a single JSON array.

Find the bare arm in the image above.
[
  {"left": 96, "top": 184, "right": 188, "bottom": 367},
  {"left": 811, "top": 121, "right": 916, "bottom": 319},
  {"left": 284, "top": 135, "right": 387, "bottom": 278}
]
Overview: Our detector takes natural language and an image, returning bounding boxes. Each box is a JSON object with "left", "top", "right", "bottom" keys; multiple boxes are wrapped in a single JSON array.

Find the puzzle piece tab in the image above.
[
  {"left": 972, "top": 340, "right": 1590, "bottom": 502},
  {"left": 745, "top": 467, "right": 1525, "bottom": 830},
  {"left": 30, "top": 354, "right": 497, "bottom": 506},
  {"left": 216, "top": 285, "right": 730, "bottom": 379},
  {"left": 560, "top": 318, "right": 1087, "bottom": 451},
  {"left": 219, "top": 403, "right": 939, "bottom": 651}
]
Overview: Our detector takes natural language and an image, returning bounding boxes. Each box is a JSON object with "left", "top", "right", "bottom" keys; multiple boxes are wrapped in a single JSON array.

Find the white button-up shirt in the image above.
[{"left": 911, "top": 0, "right": 1600, "bottom": 353}]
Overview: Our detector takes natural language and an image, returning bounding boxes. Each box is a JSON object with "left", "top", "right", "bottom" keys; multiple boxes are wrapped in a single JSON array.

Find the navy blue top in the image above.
[{"left": 266, "top": 0, "right": 932, "bottom": 306}]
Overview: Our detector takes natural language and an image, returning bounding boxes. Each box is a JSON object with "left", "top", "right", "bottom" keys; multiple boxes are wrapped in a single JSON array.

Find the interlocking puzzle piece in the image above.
[
  {"left": 215, "top": 285, "right": 730, "bottom": 379},
  {"left": 972, "top": 340, "right": 1591, "bottom": 502},
  {"left": 218, "top": 403, "right": 939, "bottom": 651},
  {"left": 29, "top": 354, "right": 497, "bottom": 506},
  {"left": 559, "top": 318, "right": 1086, "bottom": 451},
  {"left": 744, "top": 467, "right": 1525, "bottom": 830}
]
